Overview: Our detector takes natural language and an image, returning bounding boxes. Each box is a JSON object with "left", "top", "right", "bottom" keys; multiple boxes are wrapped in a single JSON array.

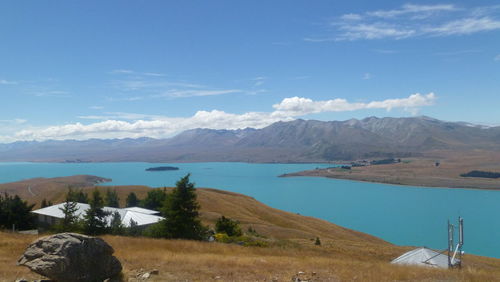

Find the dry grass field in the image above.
[
  {"left": 285, "top": 150, "right": 500, "bottom": 190},
  {"left": 3, "top": 231, "right": 500, "bottom": 281},
  {"left": 1, "top": 176, "right": 500, "bottom": 281}
]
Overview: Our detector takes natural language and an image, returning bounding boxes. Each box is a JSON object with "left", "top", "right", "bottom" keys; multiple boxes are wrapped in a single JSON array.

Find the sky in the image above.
[{"left": 1, "top": 0, "right": 499, "bottom": 142}]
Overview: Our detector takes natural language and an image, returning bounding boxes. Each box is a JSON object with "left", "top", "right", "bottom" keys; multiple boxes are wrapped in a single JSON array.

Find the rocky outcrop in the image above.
[{"left": 18, "top": 233, "right": 122, "bottom": 282}]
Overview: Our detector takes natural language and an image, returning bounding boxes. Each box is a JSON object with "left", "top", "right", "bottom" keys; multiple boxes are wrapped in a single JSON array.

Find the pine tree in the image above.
[
  {"left": 41, "top": 199, "right": 49, "bottom": 208},
  {"left": 76, "top": 190, "right": 89, "bottom": 204},
  {"left": 127, "top": 218, "right": 141, "bottom": 236},
  {"left": 105, "top": 189, "right": 120, "bottom": 208},
  {"left": 0, "top": 193, "right": 35, "bottom": 230},
  {"left": 83, "top": 189, "right": 110, "bottom": 235},
  {"left": 125, "top": 192, "right": 139, "bottom": 207},
  {"left": 141, "top": 189, "right": 167, "bottom": 211},
  {"left": 58, "top": 197, "right": 79, "bottom": 232},
  {"left": 162, "top": 174, "right": 207, "bottom": 240},
  {"left": 66, "top": 187, "right": 88, "bottom": 204},
  {"left": 109, "top": 211, "right": 124, "bottom": 235}
]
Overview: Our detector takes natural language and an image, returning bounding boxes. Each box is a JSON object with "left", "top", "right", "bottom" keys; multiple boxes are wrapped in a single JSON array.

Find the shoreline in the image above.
[{"left": 281, "top": 172, "right": 500, "bottom": 191}]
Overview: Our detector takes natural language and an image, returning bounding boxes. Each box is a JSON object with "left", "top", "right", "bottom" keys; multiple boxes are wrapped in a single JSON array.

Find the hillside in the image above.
[
  {"left": 1, "top": 116, "right": 499, "bottom": 162},
  {"left": 1, "top": 176, "right": 500, "bottom": 281}
]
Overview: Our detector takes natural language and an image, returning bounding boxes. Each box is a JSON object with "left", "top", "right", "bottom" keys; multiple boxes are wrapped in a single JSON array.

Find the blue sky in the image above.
[{"left": 1, "top": 1, "right": 499, "bottom": 142}]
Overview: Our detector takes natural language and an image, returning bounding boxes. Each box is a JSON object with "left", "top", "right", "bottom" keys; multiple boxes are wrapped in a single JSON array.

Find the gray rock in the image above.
[{"left": 18, "top": 232, "right": 122, "bottom": 282}]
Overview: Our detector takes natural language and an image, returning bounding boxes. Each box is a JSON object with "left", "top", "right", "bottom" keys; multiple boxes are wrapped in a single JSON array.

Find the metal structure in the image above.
[{"left": 448, "top": 217, "right": 464, "bottom": 268}]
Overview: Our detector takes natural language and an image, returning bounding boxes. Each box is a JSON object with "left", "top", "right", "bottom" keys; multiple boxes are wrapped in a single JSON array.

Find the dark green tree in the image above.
[
  {"left": 105, "top": 189, "right": 120, "bottom": 208},
  {"left": 56, "top": 196, "right": 80, "bottom": 232},
  {"left": 66, "top": 187, "right": 88, "bottom": 204},
  {"left": 125, "top": 192, "right": 139, "bottom": 207},
  {"left": 83, "top": 189, "right": 110, "bottom": 235},
  {"left": 315, "top": 237, "right": 321, "bottom": 246},
  {"left": 40, "top": 198, "right": 53, "bottom": 208},
  {"left": 126, "top": 218, "right": 142, "bottom": 237},
  {"left": 0, "top": 193, "right": 35, "bottom": 230},
  {"left": 215, "top": 216, "right": 242, "bottom": 237},
  {"left": 109, "top": 211, "right": 124, "bottom": 235},
  {"left": 141, "top": 189, "right": 167, "bottom": 211},
  {"left": 76, "top": 190, "right": 89, "bottom": 204},
  {"left": 161, "top": 174, "right": 207, "bottom": 240}
]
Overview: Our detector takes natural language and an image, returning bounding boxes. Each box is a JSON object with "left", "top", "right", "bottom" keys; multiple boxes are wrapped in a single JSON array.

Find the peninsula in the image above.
[{"left": 281, "top": 151, "right": 500, "bottom": 190}]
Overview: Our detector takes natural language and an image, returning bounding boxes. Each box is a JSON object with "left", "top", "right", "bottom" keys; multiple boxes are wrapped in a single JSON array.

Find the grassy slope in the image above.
[{"left": 1, "top": 176, "right": 500, "bottom": 281}]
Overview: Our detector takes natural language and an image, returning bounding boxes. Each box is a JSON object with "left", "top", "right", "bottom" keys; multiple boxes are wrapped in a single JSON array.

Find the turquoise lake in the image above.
[{"left": 1, "top": 162, "right": 499, "bottom": 258}]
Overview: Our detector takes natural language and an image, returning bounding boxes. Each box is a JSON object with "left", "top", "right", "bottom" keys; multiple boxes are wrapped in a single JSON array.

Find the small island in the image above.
[{"left": 145, "top": 166, "right": 179, "bottom": 172}]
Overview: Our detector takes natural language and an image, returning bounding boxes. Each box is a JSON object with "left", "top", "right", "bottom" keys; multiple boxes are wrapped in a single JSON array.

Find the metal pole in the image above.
[
  {"left": 459, "top": 217, "right": 464, "bottom": 268},
  {"left": 448, "top": 219, "right": 453, "bottom": 268}
]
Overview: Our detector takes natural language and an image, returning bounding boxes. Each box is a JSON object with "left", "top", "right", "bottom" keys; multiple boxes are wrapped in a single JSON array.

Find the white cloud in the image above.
[
  {"left": 111, "top": 69, "right": 134, "bottom": 74},
  {"left": 155, "top": 89, "right": 243, "bottom": 98},
  {"left": 35, "top": 91, "right": 71, "bottom": 98},
  {"left": 6, "top": 93, "right": 436, "bottom": 142},
  {"left": 337, "top": 23, "right": 416, "bottom": 40},
  {"left": 423, "top": 17, "right": 500, "bottom": 36},
  {"left": 111, "top": 69, "right": 166, "bottom": 77},
  {"left": 0, "top": 119, "right": 27, "bottom": 124},
  {"left": 367, "top": 4, "right": 458, "bottom": 19},
  {"left": 362, "top": 73, "right": 372, "bottom": 80},
  {"left": 495, "top": 54, "right": 500, "bottom": 61},
  {"left": 433, "top": 49, "right": 481, "bottom": 56},
  {"left": 311, "top": 4, "right": 500, "bottom": 41},
  {"left": 108, "top": 70, "right": 247, "bottom": 99},
  {"left": 78, "top": 112, "right": 170, "bottom": 121},
  {"left": 272, "top": 93, "right": 435, "bottom": 117},
  {"left": 89, "top": 106, "right": 104, "bottom": 110},
  {"left": 340, "top": 13, "right": 363, "bottom": 21},
  {"left": 0, "top": 79, "right": 18, "bottom": 85},
  {"left": 252, "top": 77, "right": 267, "bottom": 87},
  {"left": 14, "top": 111, "right": 287, "bottom": 141},
  {"left": 372, "top": 49, "right": 399, "bottom": 54}
]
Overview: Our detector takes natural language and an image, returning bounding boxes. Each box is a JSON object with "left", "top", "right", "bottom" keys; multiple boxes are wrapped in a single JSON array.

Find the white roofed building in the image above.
[
  {"left": 391, "top": 247, "right": 459, "bottom": 269},
  {"left": 32, "top": 202, "right": 164, "bottom": 229}
]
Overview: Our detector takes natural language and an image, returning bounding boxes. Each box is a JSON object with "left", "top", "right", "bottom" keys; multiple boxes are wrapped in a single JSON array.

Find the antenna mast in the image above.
[{"left": 448, "top": 217, "right": 464, "bottom": 269}]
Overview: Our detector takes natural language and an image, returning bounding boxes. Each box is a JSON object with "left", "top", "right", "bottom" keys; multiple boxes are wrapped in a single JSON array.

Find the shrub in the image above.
[{"left": 215, "top": 216, "right": 242, "bottom": 237}]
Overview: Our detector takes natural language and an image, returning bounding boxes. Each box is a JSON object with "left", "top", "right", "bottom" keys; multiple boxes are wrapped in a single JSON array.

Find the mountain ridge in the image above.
[{"left": 1, "top": 116, "right": 499, "bottom": 162}]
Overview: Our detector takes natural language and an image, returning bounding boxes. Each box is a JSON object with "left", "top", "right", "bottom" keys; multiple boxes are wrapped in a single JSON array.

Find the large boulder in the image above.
[{"left": 18, "top": 232, "right": 122, "bottom": 282}]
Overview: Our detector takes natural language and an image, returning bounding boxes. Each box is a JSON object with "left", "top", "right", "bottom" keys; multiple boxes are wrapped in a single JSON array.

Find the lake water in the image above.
[{"left": 1, "top": 162, "right": 499, "bottom": 258}]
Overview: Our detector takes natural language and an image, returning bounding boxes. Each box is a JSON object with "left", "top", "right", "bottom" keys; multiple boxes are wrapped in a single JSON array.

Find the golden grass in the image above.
[{"left": 3, "top": 232, "right": 500, "bottom": 281}]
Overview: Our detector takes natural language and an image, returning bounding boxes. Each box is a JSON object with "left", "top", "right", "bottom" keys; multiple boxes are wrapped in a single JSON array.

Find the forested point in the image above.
[{"left": 460, "top": 170, "right": 500, "bottom": 179}]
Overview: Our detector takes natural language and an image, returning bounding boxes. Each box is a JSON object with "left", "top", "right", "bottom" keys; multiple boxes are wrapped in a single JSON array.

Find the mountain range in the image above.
[{"left": 1, "top": 116, "right": 499, "bottom": 162}]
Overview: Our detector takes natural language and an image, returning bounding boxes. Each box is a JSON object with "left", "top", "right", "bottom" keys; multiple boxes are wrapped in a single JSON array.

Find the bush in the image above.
[
  {"left": 315, "top": 237, "right": 321, "bottom": 246},
  {"left": 215, "top": 216, "right": 242, "bottom": 237},
  {"left": 143, "top": 221, "right": 168, "bottom": 238},
  {"left": 214, "top": 233, "right": 268, "bottom": 247}
]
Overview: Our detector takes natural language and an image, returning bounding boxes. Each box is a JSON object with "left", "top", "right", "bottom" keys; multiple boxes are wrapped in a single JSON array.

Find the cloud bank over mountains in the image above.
[{"left": 6, "top": 93, "right": 436, "bottom": 142}]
